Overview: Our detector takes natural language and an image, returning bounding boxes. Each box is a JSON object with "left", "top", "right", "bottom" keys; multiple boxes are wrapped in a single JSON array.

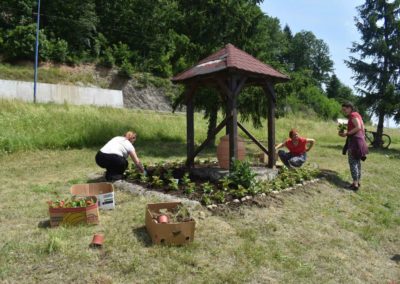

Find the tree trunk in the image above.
[
  {"left": 206, "top": 106, "right": 218, "bottom": 147},
  {"left": 374, "top": 111, "right": 385, "bottom": 148}
]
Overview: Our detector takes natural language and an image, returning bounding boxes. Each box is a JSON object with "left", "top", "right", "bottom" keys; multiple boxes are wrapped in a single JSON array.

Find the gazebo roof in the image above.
[{"left": 172, "top": 43, "right": 289, "bottom": 83}]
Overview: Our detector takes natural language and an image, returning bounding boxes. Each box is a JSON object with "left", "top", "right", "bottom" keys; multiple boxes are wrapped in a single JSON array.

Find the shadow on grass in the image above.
[
  {"left": 367, "top": 147, "right": 400, "bottom": 158},
  {"left": 38, "top": 219, "right": 51, "bottom": 229},
  {"left": 320, "top": 143, "right": 400, "bottom": 159},
  {"left": 132, "top": 226, "right": 153, "bottom": 247},
  {"left": 391, "top": 254, "right": 400, "bottom": 263},
  {"left": 319, "top": 168, "right": 352, "bottom": 190}
]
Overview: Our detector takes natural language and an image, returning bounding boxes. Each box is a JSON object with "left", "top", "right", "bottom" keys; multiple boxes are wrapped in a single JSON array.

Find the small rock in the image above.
[
  {"left": 260, "top": 193, "right": 266, "bottom": 197},
  {"left": 296, "top": 183, "right": 302, "bottom": 187},
  {"left": 272, "top": 191, "right": 279, "bottom": 194},
  {"left": 233, "top": 199, "right": 240, "bottom": 203},
  {"left": 241, "top": 197, "right": 247, "bottom": 202},
  {"left": 211, "top": 204, "right": 218, "bottom": 209},
  {"left": 286, "top": 187, "right": 293, "bottom": 191},
  {"left": 246, "top": 196, "right": 252, "bottom": 200},
  {"left": 206, "top": 205, "right": 214, "bottom": 210}
]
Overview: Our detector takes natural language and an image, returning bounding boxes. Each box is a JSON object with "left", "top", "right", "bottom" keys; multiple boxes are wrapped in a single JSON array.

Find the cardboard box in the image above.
[
  {"left": 70, "top": 182, "right": 115, "bottom": 210},
  {"left": 145, "top": 202, "right": 195, "bottom": 245},
  {"left": 49, "top": 197, "right": 99, "bottom": 227}
]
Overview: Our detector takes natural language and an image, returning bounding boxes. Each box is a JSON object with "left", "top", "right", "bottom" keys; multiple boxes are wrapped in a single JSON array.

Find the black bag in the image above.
[{"left": 342, "top": 137, "right": 349, "bottom": 155}]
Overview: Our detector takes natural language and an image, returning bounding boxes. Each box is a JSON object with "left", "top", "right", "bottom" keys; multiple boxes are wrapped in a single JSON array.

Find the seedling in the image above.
[
  {"left": 202, "top": 182, "right": 214, "bottom": 194},
  {"left": 201, "top": 195, "right": 212, "bottom": 206},
  {"left": 230, "top": 185, "right": 248, "bottom": 198},
  {"left": 181, "top": 173, "right": 191, "bottom": 187},
  {"left": 212, "top": 191, "right": 226, "bottom": 203},
  {"left": 168, "top": 178, "right": 179, "bottom": 191},
  {"left": 151, "top": 175, "right": 164, "bottom": 188},
  {"left": 184, "top": 182, "right": 196, "bottom": 195}
]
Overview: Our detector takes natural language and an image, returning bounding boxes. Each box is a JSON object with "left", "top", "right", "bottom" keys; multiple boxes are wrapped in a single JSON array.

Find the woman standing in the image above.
[
  {"left": 339, "top": 102, "right": 368, "bottom": 191},
  {"left": 275, "top": 129, "right": 315, "bottom": 168}
]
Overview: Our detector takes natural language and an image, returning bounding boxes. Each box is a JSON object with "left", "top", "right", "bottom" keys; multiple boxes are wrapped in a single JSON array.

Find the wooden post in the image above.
[
  {"left": 188, "top": 117, "right": 228, "bottom": 163},
  {"left": 185, "top": 85, "right": 197, "bottom": 168},
  {"left": 216, "top": 75, "right": 246, "bottom": 171},
  {"left": 228, "top": 77, "right": 238, "bottom": 170},
  {"left": 264, "top": 83, "right": 276, "bottom": 168}
]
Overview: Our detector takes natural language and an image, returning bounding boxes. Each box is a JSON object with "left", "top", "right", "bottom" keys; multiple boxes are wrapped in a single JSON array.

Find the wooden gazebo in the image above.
[{"left": 172, "top": 44, "right": 289, "bottom": 170}]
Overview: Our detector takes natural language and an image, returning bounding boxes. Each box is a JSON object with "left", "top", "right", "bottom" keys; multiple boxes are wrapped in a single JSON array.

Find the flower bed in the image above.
[{"left": 125, "top": 159, "right": 320, "bottom": 206}]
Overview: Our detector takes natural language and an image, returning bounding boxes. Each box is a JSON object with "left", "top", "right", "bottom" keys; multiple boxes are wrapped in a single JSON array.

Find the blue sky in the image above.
[
  {"left": 260, "top": 0, "right": 364, "bottom": 89},
  {"left": 260, "top": 1, "right": 399, "bottom": 127}
]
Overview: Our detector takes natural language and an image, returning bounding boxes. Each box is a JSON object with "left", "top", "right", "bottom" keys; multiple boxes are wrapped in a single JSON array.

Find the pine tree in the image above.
[{"left": 346, "top": 0, "right": 400, "bottom": 148}]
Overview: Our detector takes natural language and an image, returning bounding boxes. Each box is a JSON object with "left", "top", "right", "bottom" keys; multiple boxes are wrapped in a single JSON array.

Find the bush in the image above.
[
  {"left": 228, "top": 160, "right": 257, "bottom": 189},
  {"left": 42, "top": 39, "right": 69, "bottom": 63},
  {"left": 98, "top": 47, "right": 115, "bottom": 68},
  {"left": 2, "top": 24, "right": 49, "bottom": 61},
  {"left": 298, "top": 86, "right": 341, "bottom": 120},
  {"left": 118, "top": 59, "right": 134, "bottom": 78},
  {"left": 113, "top": 42, "right": 133, "bottom": 66}
]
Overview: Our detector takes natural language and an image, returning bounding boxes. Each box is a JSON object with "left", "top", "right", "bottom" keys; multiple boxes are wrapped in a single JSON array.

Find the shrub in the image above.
[
  {"left": 119, "top": 59, "right": 134, "bottom": 78},
  {"left": 113, "top": 42, "right": 133, "bottom": 65},
  {"left": 229, "top": 160, "right": 257, "bottom": 189},
  {"left": 42, "top": 39, "right": 69, "bottom": 63},
  {"left": 98, "top": 47, "right": 115, "bottom": 68},
  {"left": 2, "top": 24, "right": 49, "bottom": 61}
]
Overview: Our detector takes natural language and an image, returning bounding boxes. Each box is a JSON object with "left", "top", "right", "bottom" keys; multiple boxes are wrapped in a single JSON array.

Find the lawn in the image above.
[{"left": 0, "top": 100, "right": 399, "bottom": 283}]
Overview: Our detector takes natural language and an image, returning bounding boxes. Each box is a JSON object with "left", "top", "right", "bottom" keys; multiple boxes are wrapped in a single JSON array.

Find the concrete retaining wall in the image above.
[{"left": 0, "top": 79, "right": 123, "bottom": 108}]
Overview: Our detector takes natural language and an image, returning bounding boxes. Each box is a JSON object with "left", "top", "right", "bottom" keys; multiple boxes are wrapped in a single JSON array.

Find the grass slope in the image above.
[{"left": 0, "top": 100, "right": 399, "bottom": 283}]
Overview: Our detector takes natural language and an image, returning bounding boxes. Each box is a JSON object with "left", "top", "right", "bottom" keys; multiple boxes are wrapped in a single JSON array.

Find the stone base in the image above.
[{"left": 189, "top": 166, "right": 279, "bottom": 183}]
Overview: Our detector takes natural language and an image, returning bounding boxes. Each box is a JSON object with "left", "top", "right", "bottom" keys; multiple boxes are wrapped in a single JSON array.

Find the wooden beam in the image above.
[
  {"left": 237, "top": 122, "right": 269, "bottom": 155},
  {"left": 263, "top": 83, "right": 276, "bottom": 168},
  {"left": 216, "top": 78, "right": 233, "bottom": 100},
  {"left": 185, "top": 84, "right": 197, "bottom": 168},
  {"left": 187, "top": 117, "right": 228, "bottom": 165}
]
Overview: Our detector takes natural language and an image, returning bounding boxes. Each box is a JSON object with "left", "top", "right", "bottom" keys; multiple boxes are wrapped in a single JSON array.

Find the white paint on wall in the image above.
[{"left": 0, "top": 79, "right": 123, "bottom": 108}]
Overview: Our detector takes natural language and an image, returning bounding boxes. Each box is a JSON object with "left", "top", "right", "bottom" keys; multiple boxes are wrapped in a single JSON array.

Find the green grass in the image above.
[
  {"left": 0, "top": 99, "right": 399, "bottom": 283},
  {"left": 0, "top": 63, "right": 102, "bottom": 86}
]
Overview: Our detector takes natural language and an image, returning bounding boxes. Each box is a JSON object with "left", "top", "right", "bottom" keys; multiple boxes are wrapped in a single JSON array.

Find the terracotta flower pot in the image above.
[
  {"left": 158, "top": 215, "right": 169, "bottom": 224},
  {"left": 216, "top": 135, "right": 246, "bottom": 169},
  {"left": 90, "top": 233, "right": 104, "bottom": 248}
]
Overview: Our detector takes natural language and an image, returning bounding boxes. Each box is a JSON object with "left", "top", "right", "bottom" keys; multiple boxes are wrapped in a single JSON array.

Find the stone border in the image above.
[
  {"left": 113, "top": 178, "right": 321, "bottom": 211},
  {"left": 208, "top": 178, "right": 322, "bottom": 210}
]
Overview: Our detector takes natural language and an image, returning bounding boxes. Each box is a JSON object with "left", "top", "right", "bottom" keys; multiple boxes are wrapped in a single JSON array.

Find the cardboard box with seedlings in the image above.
[
  {"left": 70, "top": 182, "right": 115, "bottom": 210},
  {"left": 48, "top": 196, "right": 100, "bottom": 227},
  {"left": 145, "top": 202, "right": 196, "bottom": 245}
]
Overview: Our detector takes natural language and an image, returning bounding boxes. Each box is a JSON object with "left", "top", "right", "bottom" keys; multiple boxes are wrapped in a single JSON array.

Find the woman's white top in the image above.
[{"left": 100, "top": 136, "right": 135, "bottom": 159}]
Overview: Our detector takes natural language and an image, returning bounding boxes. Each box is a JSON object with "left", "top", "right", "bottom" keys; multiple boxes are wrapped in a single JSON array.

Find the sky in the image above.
[
  {"left": 260, "top": 0, "right": 364, "bottom": 89},
  {"left": 260, "top": 0, "right": 399, "bottom": 128}
]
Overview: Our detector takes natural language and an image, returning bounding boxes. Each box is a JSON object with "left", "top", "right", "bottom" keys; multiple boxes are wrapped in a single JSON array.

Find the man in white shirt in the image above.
[{"left": 95, "top": 131, "right": 144, "bottom": 181}]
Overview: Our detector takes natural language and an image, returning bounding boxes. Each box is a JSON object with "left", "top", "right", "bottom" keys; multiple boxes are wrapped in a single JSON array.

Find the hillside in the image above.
[{"left": 0, "top": 63, "right": 176, "bottom": 111}]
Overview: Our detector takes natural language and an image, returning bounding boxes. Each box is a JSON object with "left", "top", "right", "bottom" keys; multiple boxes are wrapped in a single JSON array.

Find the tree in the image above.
[
  {"left": 326, "top": 74, "right": 356, "bottom": 102},
  {"left": 0, "top": 0, "right": 35, "bottom": 29},
  {"left": 41, "top": 0, "right": 98, "bottom": 53},
  {"left": 346, "top": 0, "right": 400, "bottom": 148},
  {"left": 286, "top": 31, "right": 334, "bottom": 86}
]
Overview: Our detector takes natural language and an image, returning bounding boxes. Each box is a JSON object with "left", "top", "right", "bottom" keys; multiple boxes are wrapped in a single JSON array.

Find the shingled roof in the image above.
[{"left": 172, "top": 43, "right": 289, "bottom": 83}]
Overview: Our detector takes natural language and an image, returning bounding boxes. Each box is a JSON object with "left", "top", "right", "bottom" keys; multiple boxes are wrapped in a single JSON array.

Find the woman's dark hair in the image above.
[
  {"left": 341, "top": 101, "right": 355, "bottom": 111},
  {"left": 289, "top": 128, "right": 298, "bottom": 139}
]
